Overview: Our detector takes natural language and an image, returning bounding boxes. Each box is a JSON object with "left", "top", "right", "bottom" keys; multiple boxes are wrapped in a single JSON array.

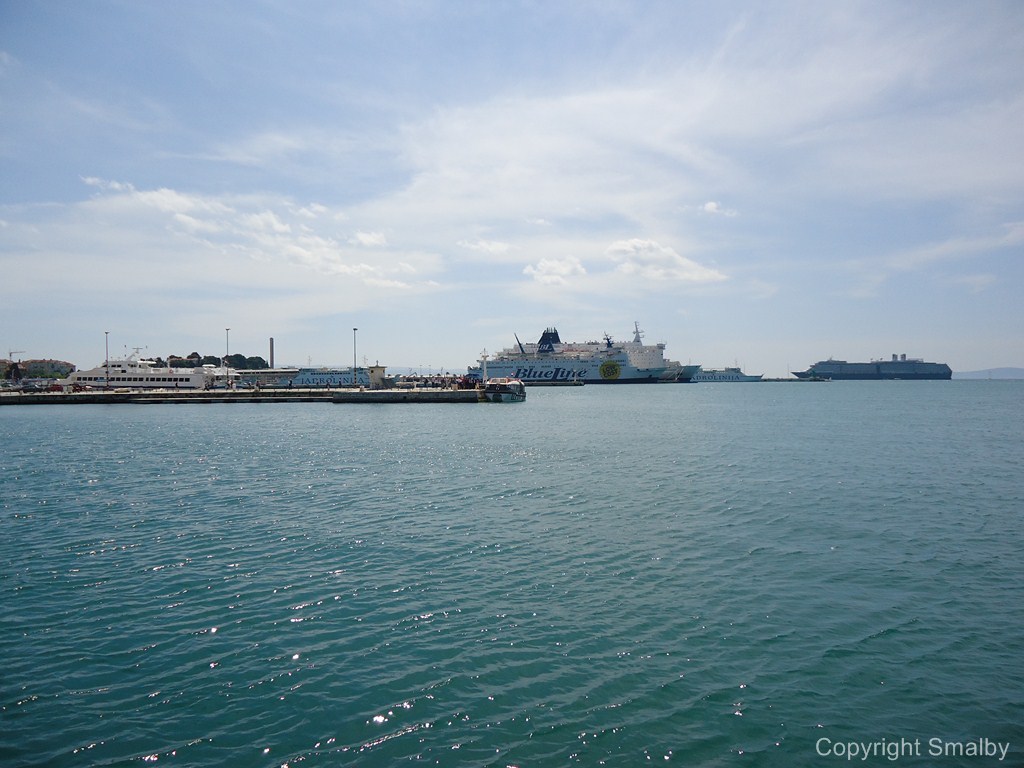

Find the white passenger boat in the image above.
[{"left": 62, "top": 353, "right": 235, "bottom": 389}]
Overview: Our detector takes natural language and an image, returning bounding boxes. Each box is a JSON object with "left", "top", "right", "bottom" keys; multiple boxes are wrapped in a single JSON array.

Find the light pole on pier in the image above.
[
  {"left": 225, "top": 328, "right": 230, "bottom": 387},
  {"left": 104, "top": 331, "right": 110, "bottom": 389},
  {"left": 353, "top": 327, "right": 358, "bottom": 388}
]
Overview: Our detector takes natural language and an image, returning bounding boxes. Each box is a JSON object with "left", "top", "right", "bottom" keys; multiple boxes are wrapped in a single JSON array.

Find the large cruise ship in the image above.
[
  {"left": 469, "top": 322, "right": 669, "bottom": 384},
  {"left": 792, "top": 354, "right": 952, "bottom": 380}
]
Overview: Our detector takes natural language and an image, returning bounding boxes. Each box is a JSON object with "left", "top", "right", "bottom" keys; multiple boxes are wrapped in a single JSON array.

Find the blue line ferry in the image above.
[{"left": 469, "top": 322, "right": 669, "bottom": 384}]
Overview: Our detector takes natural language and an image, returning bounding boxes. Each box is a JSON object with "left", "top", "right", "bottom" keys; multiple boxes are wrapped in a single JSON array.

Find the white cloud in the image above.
[
  {"left": 701, "top": 201, "right": 738, "bottom": 217},
  {"left": 523, "top": 255, "right": 586, "bottom": 285},
  {"left": 82, "top": 177, "right": 135, "bottom": 193},
  {"left": 458, "top": 238, "right": 511, "bottom": 255},
  {"left": 295, "top": 203, "right": 327, "bottom": 219},
  {"left": 889, "top": 222, "right": 1024, "bottom": 271},
  {"left": 243, "top": 210, "right": 291, "bottom": 234},
  {"left": 349, "top": 231, "right": 388, "bottom": 247},
  {"left": 1, "top": 181, "right": 448, "bottom": 317},
  {"left": 202, "top": 131, "right": 312, "bottom": 167},
  {"left": 607, "top": 239, "right": 727, "bottom": 283}
]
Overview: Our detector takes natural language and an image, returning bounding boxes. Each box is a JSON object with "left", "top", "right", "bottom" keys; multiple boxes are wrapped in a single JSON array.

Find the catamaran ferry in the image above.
[
  {"left": 469, "top": 322, "right": 669, "bottom": 384},
  {"left": 62, "top": 353, "right": 236, "bottom": 389}
]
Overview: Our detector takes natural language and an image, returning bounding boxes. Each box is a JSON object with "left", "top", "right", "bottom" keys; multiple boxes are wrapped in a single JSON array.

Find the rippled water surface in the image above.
[{"left": 2, "top": 382, "right": 1022, "bottom": 766}]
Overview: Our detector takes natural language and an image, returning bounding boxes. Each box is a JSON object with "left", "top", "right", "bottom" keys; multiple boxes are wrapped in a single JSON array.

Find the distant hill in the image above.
[{"left": 954, "top": 368, "right": 1024, "bottom": 380}]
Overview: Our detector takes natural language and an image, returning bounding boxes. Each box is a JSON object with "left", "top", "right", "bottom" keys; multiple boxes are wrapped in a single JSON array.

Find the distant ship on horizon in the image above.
[{"left": 792, "top": 354, "right": 952, "bottom": 380}]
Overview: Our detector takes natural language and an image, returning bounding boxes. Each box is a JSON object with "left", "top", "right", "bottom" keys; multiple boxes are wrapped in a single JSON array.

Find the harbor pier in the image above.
[{"left": 0, "top": 387, "right": 486, "bottom": 406}]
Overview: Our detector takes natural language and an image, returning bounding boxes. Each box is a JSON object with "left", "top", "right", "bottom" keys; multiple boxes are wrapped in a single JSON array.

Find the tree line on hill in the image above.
[{"left": 159, "top": 353, "right": 270, "bottom": 370}]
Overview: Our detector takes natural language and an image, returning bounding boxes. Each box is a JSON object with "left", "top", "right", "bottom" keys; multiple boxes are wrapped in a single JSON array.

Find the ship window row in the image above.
[{"left": 77, "top": 375, "right": 194, "bottom": 383}]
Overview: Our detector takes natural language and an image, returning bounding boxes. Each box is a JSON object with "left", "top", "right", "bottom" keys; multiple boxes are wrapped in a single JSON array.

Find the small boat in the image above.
[{"left": 482, "top": 377, "right": 527, "bottom": 402}]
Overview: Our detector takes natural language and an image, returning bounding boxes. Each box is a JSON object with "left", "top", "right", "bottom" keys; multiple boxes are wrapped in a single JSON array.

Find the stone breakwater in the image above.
[{"left": 0, "top": 387, "right": 486, "bottom": 405}]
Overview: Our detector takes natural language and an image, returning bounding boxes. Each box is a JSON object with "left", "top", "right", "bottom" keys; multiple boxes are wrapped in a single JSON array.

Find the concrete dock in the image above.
[
  {"left": 0, "top": 387, "right": 486, "bottom": 406},
  {"left": 332, "top": 388, "right": 482, "bottom": 403}
]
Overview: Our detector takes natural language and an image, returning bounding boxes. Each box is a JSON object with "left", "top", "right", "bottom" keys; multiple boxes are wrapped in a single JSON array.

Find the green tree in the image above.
[{"left": 145, "top": 352, "right": 270, "bottom": 369}]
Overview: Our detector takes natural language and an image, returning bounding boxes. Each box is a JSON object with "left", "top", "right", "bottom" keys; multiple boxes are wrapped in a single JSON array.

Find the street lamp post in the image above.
[
  {"left": 105, "top": 331, "right": 109, "bottom": 389},
  {"left": 353, "top": 327, "right": 358, "bottom": 388},
  {"left": 225, "top": 328, "right": 230, "bottom": 388}
]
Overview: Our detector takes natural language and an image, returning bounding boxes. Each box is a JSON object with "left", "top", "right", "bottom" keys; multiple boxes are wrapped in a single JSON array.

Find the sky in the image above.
[{"left": 2, "top": 1, "right": 1023, "bottom": 377}]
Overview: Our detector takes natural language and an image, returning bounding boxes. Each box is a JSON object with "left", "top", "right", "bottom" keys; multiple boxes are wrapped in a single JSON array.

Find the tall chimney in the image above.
[{"left": 270, "top": 337, "right": 275, "bottom": 369}]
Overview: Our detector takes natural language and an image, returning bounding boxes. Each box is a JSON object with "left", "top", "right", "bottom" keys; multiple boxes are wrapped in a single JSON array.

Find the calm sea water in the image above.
[{"left": 1, "top": 382, "right": 1022, "bottom": 767}]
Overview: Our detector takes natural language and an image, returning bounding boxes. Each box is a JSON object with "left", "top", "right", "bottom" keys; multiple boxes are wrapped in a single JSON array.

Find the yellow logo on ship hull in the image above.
[{"left": 599, "top": 361, "right": 621, "bottom": 380}]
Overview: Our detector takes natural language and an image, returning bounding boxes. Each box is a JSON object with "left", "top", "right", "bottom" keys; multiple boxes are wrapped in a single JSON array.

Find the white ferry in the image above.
[
  {"left": 62, "top": 353, "right": 236, "bottom": 389},
  {"left": 661, "top": 362, "right": 702, "bottom": 382},
  {"left": 275, "top": 367, "right": 371, "bottom": 387},
  {"left": 469, "top": 322, "right": 669, "bottom": 384},
  {"left": 690, "top": 366, "right": 763, "bottom": 382}
]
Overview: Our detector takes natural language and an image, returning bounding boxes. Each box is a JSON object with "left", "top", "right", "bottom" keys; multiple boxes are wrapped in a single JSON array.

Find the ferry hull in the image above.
[
  {"left": 470, "top": 360, "right": 664, "bottom": 385},
  {"left": 278, "top": 368, "right": 371, "bottom": 387},
  {"left": 691, "top": 369, "right": 763, "bottom": 382}
]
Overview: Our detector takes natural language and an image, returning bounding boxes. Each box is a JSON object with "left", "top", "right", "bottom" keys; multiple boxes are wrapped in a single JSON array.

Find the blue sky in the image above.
[{"left": 2, "top": 1, "right": 1022, "bottom": 376}]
